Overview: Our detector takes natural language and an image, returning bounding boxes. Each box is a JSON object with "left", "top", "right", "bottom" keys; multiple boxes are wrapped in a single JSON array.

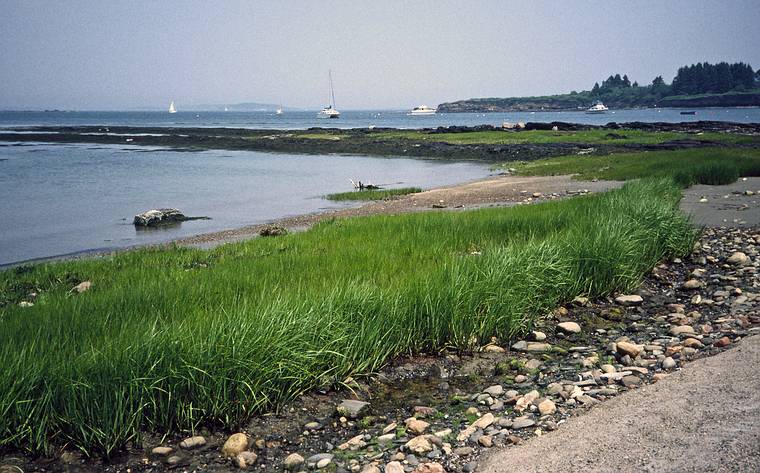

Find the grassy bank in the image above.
[
  {"left": 325, "top": 187, "right": 422, "bottom": 201},
  {"left": 509, "top": 148, "right": 760, "bottom": 185},
  {"left": 0, "top": 179, "right": 695, "bottom": 457},
  {"left": 367, "top": 129, "right": 760, "bottom": 146}
]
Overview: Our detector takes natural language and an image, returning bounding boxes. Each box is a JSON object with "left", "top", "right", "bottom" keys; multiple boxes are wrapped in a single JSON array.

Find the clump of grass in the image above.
[
  {"left": 0, "top": 179, "right": 696, "bottom": 457},
  {"left": 674, "top": 161, "right": 740, "bottom": 188},
  {"left": 325, "top": 187, "right": 422, "bottom": 201}
]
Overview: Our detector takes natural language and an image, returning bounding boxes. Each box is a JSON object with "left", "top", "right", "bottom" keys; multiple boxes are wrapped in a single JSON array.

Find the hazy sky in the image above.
[{"left": 1, "top": 0, "right": 759, "bottom": 110}]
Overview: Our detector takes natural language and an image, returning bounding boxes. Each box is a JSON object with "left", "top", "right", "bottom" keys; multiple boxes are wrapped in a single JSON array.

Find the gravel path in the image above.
[{"left": 480, "top": 335, "right": 760, "bottom": 473}]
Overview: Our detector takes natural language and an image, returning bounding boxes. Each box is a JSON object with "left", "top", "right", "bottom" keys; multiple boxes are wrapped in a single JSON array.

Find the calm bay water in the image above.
[
  {"left": 2, "top": 108, "right": 758, "bottom": 266},
  {"left": 1, "top": 107, "right": 759, "bottom": 130},
  {"left": 0, "top": 142, "right": 490, "bottom": 266}
]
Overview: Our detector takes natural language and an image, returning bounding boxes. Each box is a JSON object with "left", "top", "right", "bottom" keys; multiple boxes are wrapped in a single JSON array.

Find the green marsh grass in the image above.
[
  {"left": 511, "top": 148, "right": 760, "bottom": 184},
  {"left": 365, "top": 129, "right": 760, "bottom": 146},
  {"left": 325, "top": 187, "right": 422, "bottom": 201},
  {"left": 0, "top": 179, "right": 696, "bottom": 457}
]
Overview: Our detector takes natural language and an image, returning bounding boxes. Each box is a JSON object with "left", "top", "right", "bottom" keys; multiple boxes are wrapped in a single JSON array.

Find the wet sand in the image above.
[
  {"left": 178, "top": 174, "right": 623, "bottom": 249},
  {"left": 680, "top": 177, "right": 760, "bottom": 228}
]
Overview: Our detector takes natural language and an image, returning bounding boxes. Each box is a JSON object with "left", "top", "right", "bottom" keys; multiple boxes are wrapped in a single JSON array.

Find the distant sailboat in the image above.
[
  {"left": 168, "top": 101, "right": 177, "bottom": 114},
  {"left": 276, "top": 103, "right": 283, "bottom": 115},
  {"left": 318, "top": 70, "right": 340, "bottom": 119},
  {"left": 224, "top": 106, "right": 229, "bottom": 112}
]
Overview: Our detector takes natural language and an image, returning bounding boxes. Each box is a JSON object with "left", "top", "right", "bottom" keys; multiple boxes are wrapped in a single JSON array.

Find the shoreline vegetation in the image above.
[
  {"left": 438, "top": 61, "right": 760, "bottom": 112},
  {"left": 325, "top": 187, "right": 423, "bottom": 201},
  {"left": 0, "top": 179, "right": 696, "bottom": 457}
]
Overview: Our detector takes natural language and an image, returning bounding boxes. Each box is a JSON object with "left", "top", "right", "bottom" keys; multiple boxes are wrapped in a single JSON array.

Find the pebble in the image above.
[
  {"left": 483, "top": 385, "right": 503, "bottom": 397},
  {"left": 483, "top": 344, "right": 505, "bottom": 353},
  {"left": 727, "top": 251, "right": 749, "bottom": 265},
  {"left": 179, "top": 436, "right": 206, "bottom": 450},
  {"left": 478, "top": 435, "right": 493, "bottom": 447},
  {"left": 683, "top": 338, "right": 704, "bottom": 348},
  {"left": 531, "top": 331, "right": 547, "bottom": 341},
  {"left": 385, "top": 461, "right": 405, "bottom": 473},
  {"left": 151, "top": 446, "right": 173, "bottom": 456},
  {"left": 413, "top": 463, "right": 446, "bottom": 473},
  {"left": 557, "top": 321, "right": 582, "bottom": 334},
  {"left": 714, "top": 336, "right": 732, "bottom": 347},
  {"left": 405, "top": 418, "right": 430, "bottom": 435},
  {"left": 317, "top": 458, "right": 332, "bottom": 469},
  {"left": 512, "top": 341, "right": 552, "bottom": 352},
  {"left": 337, "top": 399, "right": 370, "bottom": 418},
  {"left": 615, "top": 341, "right": 641, "bottom": 358},
  {"left": 222, "top": 432, "right": 249, "bottom": 458},
  {"left": 511, "top": 416, "right": 536, "bottom": 429},
  {"left": 615, "top": 294, "right": 643, "bottom": 306},
  {"left": 234, "top": 451, "right": 258, "bottom": 469},
  {"left": 621, "top": 375, "right": 641, "bottom": 388},
  {"left": 283, "top": 453, "right": 305, "bottom": 470},
  {"left": 670, "top": 325, "right": 696, "bottom": 336},
  {"left": 682, "top": 279, "right": 703, "bottom": 290},
  {"left": 538, "top": 399, "right": 556, "bottom": 415},
  {"left": 382, "top": 422, "right": 397, "bottom": 434},
  {"left": 662, "top": 357, "right": 677, "bottom": 370},
  {"left": 405, "top": 436, "right": 433, "bottom": 454}
]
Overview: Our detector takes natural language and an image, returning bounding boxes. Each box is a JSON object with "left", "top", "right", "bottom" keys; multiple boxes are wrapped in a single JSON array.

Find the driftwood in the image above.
[{"left": 349, "top": 179, "right": 381, "bottom": 191}]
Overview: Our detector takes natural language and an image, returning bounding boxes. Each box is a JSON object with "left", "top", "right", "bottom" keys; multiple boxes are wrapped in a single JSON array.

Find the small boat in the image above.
[
  {"left": 408, "top": 105, "right": 436, "bottom": 116},
  {"left": 318, "top": 70, "right": 340, "bottom": 119},
  {"left": 680, "top": 111, "right": 697, "bottom": 115},
  {"left": 585, "top": 102, "right": 608, "bottom": 114},
  {"left": 168, "top": 101, "right": 177, "bottom": 114},
  {"left": 276, "top": 104, "right": 283, "bottom": 115}
]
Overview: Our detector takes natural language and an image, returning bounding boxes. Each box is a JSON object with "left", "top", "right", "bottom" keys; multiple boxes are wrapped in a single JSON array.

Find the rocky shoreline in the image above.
[
  {"left": 1, "top": 121, "right": 758, "bottom": 163},
  {"left": 3, "top": 224, "right": 757, "bottom": 473}
]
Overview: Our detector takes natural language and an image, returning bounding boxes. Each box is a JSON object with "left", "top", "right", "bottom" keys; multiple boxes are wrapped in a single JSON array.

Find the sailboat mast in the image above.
[{"left": 329, "top": 70, "right": 336, "bottom": 108}]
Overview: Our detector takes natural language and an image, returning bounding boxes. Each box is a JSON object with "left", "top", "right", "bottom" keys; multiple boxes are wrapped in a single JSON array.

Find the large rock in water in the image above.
[{"left": 133, "top": 208, "right": 188, "bottom": 227}]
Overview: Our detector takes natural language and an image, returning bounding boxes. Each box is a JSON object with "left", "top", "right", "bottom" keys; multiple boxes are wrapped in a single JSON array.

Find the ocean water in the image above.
[
  {"left": 0, "top": 142, "right": 490, "bottom": 266},
  {"left": 0, "top": 107, "right": 759, "bottom": 130}
]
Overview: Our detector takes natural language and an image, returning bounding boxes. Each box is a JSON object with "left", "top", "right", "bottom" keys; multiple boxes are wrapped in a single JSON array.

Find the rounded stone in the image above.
[
  {"left": 283, "top": 453, "right": 305, "bottom": 470},
  {"left": 222, "top": 433, "right": 249, "bottom": 458},
  {"left": 557, "top": 321, "right": 581, "bottom": 334}
]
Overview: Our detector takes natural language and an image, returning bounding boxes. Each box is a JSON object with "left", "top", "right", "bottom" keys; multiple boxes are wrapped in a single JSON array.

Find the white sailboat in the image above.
[
  {"left": 276, "top": 103, "right": 283, "bottom": 115},
  {"left": 168, "top": 101, "right": 177, "bottom": 114},
  {"left": 318, "top": 70, "right": 340, "bottom": 119}
]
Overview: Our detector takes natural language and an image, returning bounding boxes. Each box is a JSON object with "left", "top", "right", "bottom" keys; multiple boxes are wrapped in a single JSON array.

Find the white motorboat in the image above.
[
  {"left": 408, "top": 105, "right": 437, "bottom": 116},
  {"left": 318, "top": 70, "right": 340, "bottom": 119},
  {"left": 168, "top": 101, "right": 177, "bottom": 113},
  {"left": 586, "top": 102, "right": 609, "bottom": 114}
]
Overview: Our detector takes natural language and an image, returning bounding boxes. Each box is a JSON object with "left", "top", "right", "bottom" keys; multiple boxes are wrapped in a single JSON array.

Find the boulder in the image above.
[{"left": 133, "top": 208, "right": 189, "bottom": 226}]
